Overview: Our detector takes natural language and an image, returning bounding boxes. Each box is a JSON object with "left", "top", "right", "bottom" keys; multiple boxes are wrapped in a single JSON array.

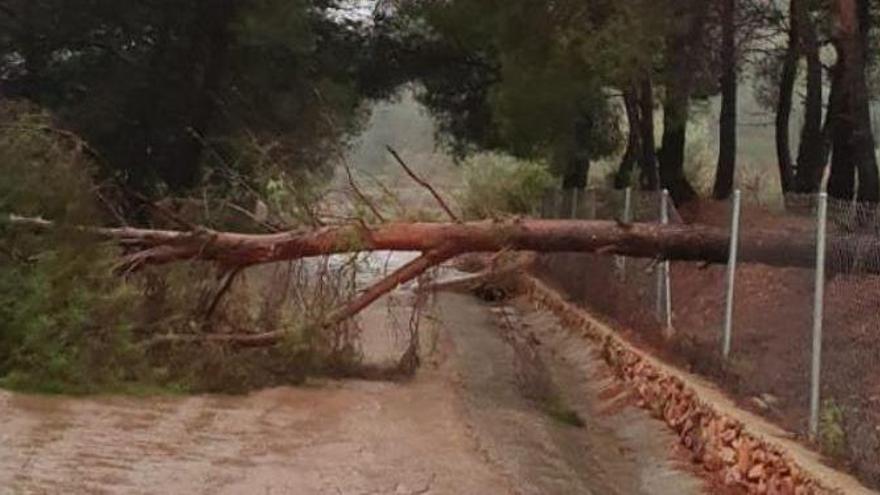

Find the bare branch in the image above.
[
  {"left": 203, "top": 266, "right": 244, "bottom": 323},
  {"left": 343, "top": 160, "right": 387, "bottom": 223},
  {"left": 385, "top": 145, "right": 461, "bottom": 223},
  {"left": 148, "top": 248, "right": 456, "bottom": 348}
]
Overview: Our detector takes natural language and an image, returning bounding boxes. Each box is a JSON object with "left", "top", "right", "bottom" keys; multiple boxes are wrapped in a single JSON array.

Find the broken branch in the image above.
[{"left": 386, "top": 145, "right": 461, "bottom": 223}]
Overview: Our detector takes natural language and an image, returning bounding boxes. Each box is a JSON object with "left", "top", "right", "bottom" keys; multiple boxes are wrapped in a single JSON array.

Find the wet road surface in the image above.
[{"left": 0, "top": 291, "right": 707, "bottom": 494}]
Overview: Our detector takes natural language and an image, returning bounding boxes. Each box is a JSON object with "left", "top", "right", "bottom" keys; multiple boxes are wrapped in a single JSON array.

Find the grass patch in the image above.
[{"left": 543, "top": 394, "right": 586, "bottom": 428}]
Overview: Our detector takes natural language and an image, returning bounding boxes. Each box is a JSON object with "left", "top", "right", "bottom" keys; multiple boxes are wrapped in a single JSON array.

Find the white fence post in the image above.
[
  {"left": 657, "top": 189, "right": 672, "bottom": 328},
  {"left": 722, "top": 190, "right": 742, "bottom": 359},
  {"left": 809, "top": 193, "right": 828, "bottom": 440},
  {"left": 618, "top": 187, "right": 633, "bottom": 280}
]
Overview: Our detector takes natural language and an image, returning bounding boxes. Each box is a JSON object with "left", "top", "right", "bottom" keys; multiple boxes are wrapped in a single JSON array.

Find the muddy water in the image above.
[{"left": 0, "top": 289, "right": 707, "bottom": 494}]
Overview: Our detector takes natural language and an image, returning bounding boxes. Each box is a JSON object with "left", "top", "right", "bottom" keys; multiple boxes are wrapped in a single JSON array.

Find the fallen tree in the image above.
[
  {"left": 7, "top": 215, "right": 874, "bottom": 346},
  {"left": 8, "top": 215, "right": 853, "bottom": 269}
]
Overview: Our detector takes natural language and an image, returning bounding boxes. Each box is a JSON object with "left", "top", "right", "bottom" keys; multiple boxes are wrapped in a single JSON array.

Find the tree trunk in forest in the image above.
[
  {"left": 854, "top": 0, "right": 879, "bottom": 203},
  {"left": 794, "top": 4, "right": 826, "bottom": 193},
  {"left": 615, "top": 89, "right": 642, "bottom": 189},
  {"left": 713, "top": 0, "right": 738, "bottom": 200},
  {"left": 638, "top": 78, "right": 660, "bottom": 190},
  {"left": 828, "top": 0, "right": 879, "bottom": 202},
  {"left": 658, "top": 2, "right": 707, "bottom": 204},
  {"left": 659, "top": 91, "right": 697, "bottom": 204},
  {"left": 164, "top": 0, "right": 236, "bottom": 190},
  {"left": 562, "top": 159, "right": 590, "bottom": 189},
  {"left": 563, "top": 117, "right": 593, "bottom": 190},
  {"left": 827, "top": 64, "right": 856, "bottom": 200},
  {"left": 776, "top": 0, "right": 799, "bottom": 195}
]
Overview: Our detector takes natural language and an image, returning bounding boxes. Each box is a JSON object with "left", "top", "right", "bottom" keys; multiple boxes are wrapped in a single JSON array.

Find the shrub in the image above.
[
  {"left": 0, "top": 101, "right": 150, "bottom": 393},
  {"left": 459, "top": 153, "right": 555, "bottom": 219},
  {"left": 819, "top": 399, "right": 848, "bottom": 458},
  {"left": 0, "top": 101, "right": 368, "bottom": 394}
]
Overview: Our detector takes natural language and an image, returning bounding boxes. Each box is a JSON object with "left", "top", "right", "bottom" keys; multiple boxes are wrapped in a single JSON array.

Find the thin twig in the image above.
[
  {"left": 222, "top": 201, "right": 283, "bottom": 233},
  {"left": 147, "top": 247, "right": 457, "bottom": 348},
  {"left": 125, "top": 189, "right": 198, "bottom": 231},
  {"left": 385, "top": 145, "right": 461, "bottom": 223},
  {"left": 203, "top": 266, "right": 244, "bottom": 324},
  {"left": 343, "top": 160, "right": 387, "bottom": 223}
]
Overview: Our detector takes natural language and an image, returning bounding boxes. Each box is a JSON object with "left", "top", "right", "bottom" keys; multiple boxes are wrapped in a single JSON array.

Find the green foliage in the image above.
[
  {"left": 819, "top": 399, "right": 848, "bottom": 459},
  {"left": 385, "top": 0, "right": 630, "bottom": 176},
  {"left": 0, "top": 102, "right": 149, "bottom": 393},
  {"left": 0, "top": 0, "right": 368, "bottom": 194},
  {"left": 0, "top": 102, "right": 363, "bottom": 394},
  {"left": 459, "top": 153, "right": 555, "bottom": 219}
]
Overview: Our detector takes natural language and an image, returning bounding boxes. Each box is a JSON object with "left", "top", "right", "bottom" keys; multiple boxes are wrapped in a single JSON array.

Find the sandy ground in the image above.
[{"left": 0, "top": 289, "right": 709, "bottom": 494}]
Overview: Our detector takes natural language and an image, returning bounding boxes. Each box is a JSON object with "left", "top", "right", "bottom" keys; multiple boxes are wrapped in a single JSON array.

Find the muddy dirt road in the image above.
[{"left": 0, "top": 290, "right": 708, "bottom": 494}]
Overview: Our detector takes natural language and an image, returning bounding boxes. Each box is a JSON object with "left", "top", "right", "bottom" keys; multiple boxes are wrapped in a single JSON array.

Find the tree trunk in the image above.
[
  {"left": 776, "top": 0, "right": 799, "bottom": 195},
  {"left": 713, "top": 0, "right": 738, "bottom": 200},
  {"left": 166, "top": 0, "right": 236, "bottom": 190},
  {"left": 827, "top": 64, "right": 856, "bottom": 200},
  {"left": 828, "top": 0, "right": 879, "bottom": 203},
  {"left": 794, "top": 4, "right": 826, "bottom": 193},
  {"left": 853, "top": 0, "right": 879, "bottom": 204},
  {"left": 562, "top": 159, "right": 590, "bottom": 189},
  {"left": 14, "top": 216, "right": 880, "bottom": 274},
  {"left": 659, "top": 91, "right": 697, "bottom": 204},
  {"left": 563, "top": 117, "right": 593, "bottom": 190},
  {"left": 638, "top": 77, "right": 660, "bottom": 190},
  {"left": 658, "top": 2, "right": 707, "bottom": 204},
  {"left": 615, "top": 88, "right": 642, "bottom": 189}
]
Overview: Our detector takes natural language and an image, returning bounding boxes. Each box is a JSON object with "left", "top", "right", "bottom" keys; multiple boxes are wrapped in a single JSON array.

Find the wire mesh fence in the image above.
[
  {"left": 534, "top": 187, "right": 880, "bottom": 488},
  {"left": 537, "top": 188, "right": 671, "bottom": 342}
]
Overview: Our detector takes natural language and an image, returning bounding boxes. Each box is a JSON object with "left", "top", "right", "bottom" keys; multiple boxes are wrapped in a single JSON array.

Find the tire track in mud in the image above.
[{"left": 438, "top": 291, "right": 708, "bottom": 495}]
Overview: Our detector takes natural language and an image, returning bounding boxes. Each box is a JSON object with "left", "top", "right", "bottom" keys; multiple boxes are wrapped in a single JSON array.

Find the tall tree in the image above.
[
  {"left": 0, "top": 0, "right": 367, "bottom": 195},
  {"left": 775, "top": 0, "right": 800, "bottom": 194},
  {"left": 793, "top": 1, "right": 827, "bottom": 193},
  {"left": 658, "top": 0, "right": 710, "bottom": 204},
  {"left": 379, "top": 0, "right": 623, "bottom": 190},
  {"left": 638, "top": 77, "right": 661, "bottom": 190},
  {"left": 615, "top": 87, "right": 642, "bottom": 189},
  {"left": 713, "top": 0, "right": 739, "bottom": 199},
  {"left": 827, "top": 0, "right": 879, "bottom": 202}
]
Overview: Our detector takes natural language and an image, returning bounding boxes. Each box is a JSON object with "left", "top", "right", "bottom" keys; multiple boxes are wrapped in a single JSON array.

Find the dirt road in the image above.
[{"left": 0, "top": 290, "right": 708, "bottom": 494}]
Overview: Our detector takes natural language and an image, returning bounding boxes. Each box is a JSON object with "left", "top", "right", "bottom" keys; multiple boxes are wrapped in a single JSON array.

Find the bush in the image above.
[
  {"left": 0, "top": 102, "right": 151, "bottom": 393},
  {"left": 459, "top": 153, "right": 555, "bottom": 219},
  {"left": 0, "top": 101, "right": 365, "bottom": 394}
]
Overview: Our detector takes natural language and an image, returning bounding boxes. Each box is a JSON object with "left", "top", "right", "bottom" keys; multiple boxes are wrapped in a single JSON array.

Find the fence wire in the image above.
[{"left": 534, "top": 188, "right": 880, "bottom": 488}]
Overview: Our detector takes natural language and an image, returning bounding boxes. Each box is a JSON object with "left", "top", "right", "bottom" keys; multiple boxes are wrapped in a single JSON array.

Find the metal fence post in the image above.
[
  {"left": 722, "top": 190, "right": 742, "bottom": 359},
  {"left": 809, "top": 192, "right": 828, "bottom": 440},
  {"left": 657, "top": 189, "right": 672, "bottom": 328},
  {"left": 618, "top": 187, "right": 633, "bottom": 280}
]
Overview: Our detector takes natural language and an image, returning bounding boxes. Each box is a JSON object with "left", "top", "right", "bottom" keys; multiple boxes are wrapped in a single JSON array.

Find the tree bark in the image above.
[
  {"left": 638, "top": 77, "right": 660, "bottom": 190},
  {"left": 659, "top": 91, "right": 697, "bottom": 204},
  {"left": 828, "top": 0, "right": 879, "bottom": 203},
  {"left": 13, "top": 215, "right": 880, "bottom": 274},
  {"left": 615, "top": 88, "right": 642, "bottom": 189},
  {"left": 562, "top": 117, "right": 593, "bottom": 190},
  {"left": 658, "top": 2, "right": 707, "bottom": 204},
  {"left": 713, "top": 0, "right": 738, "bottom": 200},
  {"left": 776, "top": 0, "right": 799, "bottom": 195},
  {"left": 794, "top": 3, "right": 826, "bottom": 193}
]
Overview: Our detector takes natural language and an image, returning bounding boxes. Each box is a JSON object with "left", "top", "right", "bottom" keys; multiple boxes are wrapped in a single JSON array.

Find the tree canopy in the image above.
[{"left": 0, "top": 0, "right": 369, "bottom": 194}]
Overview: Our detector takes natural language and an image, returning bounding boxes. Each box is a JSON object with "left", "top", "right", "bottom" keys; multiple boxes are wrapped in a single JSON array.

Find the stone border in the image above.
[{"left": 519, "top": 275, "right": 876, "bottom": 495}]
